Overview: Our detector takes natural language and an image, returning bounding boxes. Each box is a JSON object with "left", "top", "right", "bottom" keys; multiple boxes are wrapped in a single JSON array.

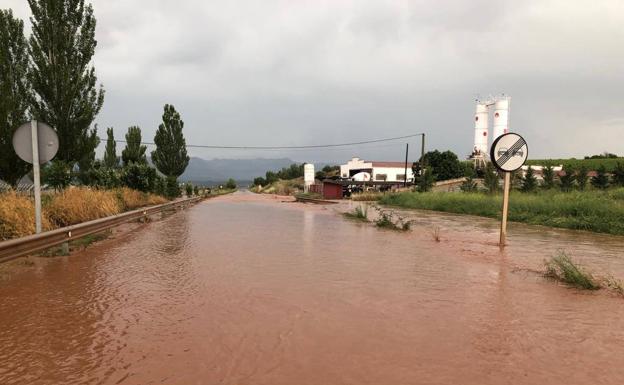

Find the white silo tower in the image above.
[
  {"left": 492, "top": 97, "right": 510, "bottom": 141},
  {"left": 473, "top": 103, "right": 489, "bottom": 155},
  {"left": 303, "top": 163, "right": 315, "bottom": 193}
]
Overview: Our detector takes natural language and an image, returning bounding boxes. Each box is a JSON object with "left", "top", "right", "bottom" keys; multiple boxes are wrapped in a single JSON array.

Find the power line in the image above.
[{"left": 102, "top": 132, "right": 425, "bottom": 150}]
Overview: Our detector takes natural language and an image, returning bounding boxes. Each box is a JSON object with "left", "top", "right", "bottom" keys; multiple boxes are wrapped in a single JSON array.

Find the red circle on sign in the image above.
[
  {"left": 475, "top": 116, "right": 479, "bottom": 121},
  {"left": 483, "top": 131, "right": 487, "bottom": 136},
  {"left": 495, "top": 112, "right": 500, "bottom": 118}
]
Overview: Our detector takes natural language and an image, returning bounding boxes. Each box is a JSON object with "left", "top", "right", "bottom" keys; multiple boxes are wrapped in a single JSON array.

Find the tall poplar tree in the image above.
[
  {"left": 121, "top": 126, "right": 147, "bottom": 165},
  {"left": 103, "top": 127, "right": 118, "bottom": 168},
  {"left": 27, "top": 0, "right": 104, "bottom": 166},
  {"left": 0, "top": 9, "right": 31, "bottom": 186},
  {"left": 151, "top": 104, "right": 189, "bottom": 178}
]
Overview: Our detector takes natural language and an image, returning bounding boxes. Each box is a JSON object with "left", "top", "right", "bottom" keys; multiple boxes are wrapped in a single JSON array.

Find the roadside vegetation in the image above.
[
  {"left": 0, "top": 187, "right": 167, "bottom": 240},
  {"left": 351, "top": 191, "right": 385, "bottom": 201},
  {"left": 381, "top": 150, "right": 624, "bottom": 236},
  {"left": 526, "top": 152, "right": 624, "bottom": 173},
  {"left": 0, "top": 2, "right": 203, "bottom": 244},
  {"left": 373, "top": 208, "right": 412, "bottom": 231},
  {"left": 544, "top": 252, "right": 601, "bottom": 290},
  {"left": 343, "top": 205, "right": 369, "bottom": 222}
]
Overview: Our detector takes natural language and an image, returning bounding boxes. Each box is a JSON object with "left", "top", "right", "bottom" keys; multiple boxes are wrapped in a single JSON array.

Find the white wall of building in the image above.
[{"left": 340, "top": 158, "right": 414, "bottom": 182}]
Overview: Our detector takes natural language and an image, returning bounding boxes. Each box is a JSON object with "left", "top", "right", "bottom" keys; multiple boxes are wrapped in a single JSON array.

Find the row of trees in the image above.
[
  {"left": 517, "top": 164, "right": 624, "bottom": 193},
  {"left": 43, "top": 104, "right": 190, "bottom": 198},
  {"left": 0, "top": 3, "right": 190, "bottom": 196},
  {"left": 253, "top": 163, "right": 306, "bottom": 187}
]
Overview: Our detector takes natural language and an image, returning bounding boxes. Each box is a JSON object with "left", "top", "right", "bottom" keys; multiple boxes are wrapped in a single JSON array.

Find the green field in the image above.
[
  {"left": 525, "top": 158, "right": 624, "bottom": 172},
  {"left": 380, "top": 189, "right": 624, "bottom": 235}
]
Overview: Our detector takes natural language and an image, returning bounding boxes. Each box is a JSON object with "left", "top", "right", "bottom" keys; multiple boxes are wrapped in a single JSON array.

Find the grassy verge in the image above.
[
  {"left": 380, "top": 189, "right": 624, "bottom": 235},
  {"left": 343, "top": 205, "right": 369, "bottom": 222}
]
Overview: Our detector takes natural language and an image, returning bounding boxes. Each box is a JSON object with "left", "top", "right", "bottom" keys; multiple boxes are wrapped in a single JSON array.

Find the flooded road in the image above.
[{"left": 1, "top": 191, "right": 624, "bottom": 384}]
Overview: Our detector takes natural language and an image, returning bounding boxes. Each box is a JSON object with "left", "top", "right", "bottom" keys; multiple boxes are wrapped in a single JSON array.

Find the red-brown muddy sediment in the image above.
[{"left": 1, "top": 191, "right": 623, "bottom": 384}]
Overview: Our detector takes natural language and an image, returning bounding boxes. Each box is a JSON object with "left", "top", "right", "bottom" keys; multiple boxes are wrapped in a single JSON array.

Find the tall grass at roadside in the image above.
[
  {"left": 117, "top": 187, "right": 167, "bottom": 210},
  {"left": 1, "top": 187, "right": 169, "bottom": 239},
  {"left": 343, "top": 205, "right": 369, "bottom": 222},
  {"left": 46, "top": 188, "right": 122, "bottom": 227},
  {"left": 0, "top": 193, "right": 52, "bottom": 240},
  {"left": 380, "top": 189, "right": 624, "bottom": 235},
  {"left": 373, "top": 208, "right": 412, "bottom": 231},
  {"left": 351, "top": 191, "right": 384, "bottom": 201},
  {"left": 544, "top": 252, "right": 600, "bottom": 290}
]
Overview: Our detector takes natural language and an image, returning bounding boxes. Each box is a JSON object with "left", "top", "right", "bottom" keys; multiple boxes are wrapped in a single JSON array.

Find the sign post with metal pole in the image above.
[
  {"left": 31, "top": 120, "right": 42, "bottom": 233},
  {"left": 12, "top": 121, "right": 59, "bottom": 234},
  {"left": 490, "top": 133, "right": 528, "bottom": 247}
]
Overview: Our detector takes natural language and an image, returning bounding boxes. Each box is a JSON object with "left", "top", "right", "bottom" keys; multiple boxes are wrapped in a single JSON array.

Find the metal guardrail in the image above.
[{"left": 0, "top": 196, "right": 203, "bottom": 264}]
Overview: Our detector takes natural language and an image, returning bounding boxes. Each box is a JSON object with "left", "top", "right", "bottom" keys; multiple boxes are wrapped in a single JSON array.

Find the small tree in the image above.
[
  {"left": 154, "top": 176, "right": 166, "bottom": 197},
  {"left": 253, "top": 177, "right": 267, "bottom": 186},
  {"left": 559, "top": 167, "right": 575, "bottom": 192},
  {"left": 591, "top": 166, "right": 609, "bottom": 190},
  {"left": 28, "top": 0, "right": 105, "bottom": 165},
  {"left": 415, "top": 167, "right": 434, "bottom": 192},
  {"left": 225, "top": 178, "right": 237, "bottom": 189},
  {"left": 541, "top": 165, "right": 555, "bottom": 189},
  {"left": 0, "top": 10, "right": 31, "bottom": 187},
  {"left": 103, "top": 127, "right": 118, "bottom": 168},
  {"left": 520, "top": 166, "right": 538, "bottom": 192},
  {"left": 151, "top": 104, "right": 190, "bottom": 178},
  {"left": 265, "top": 171, "right": 278, "bottom": 184},
  {"left": 612, "top": 162, "right": 624, "bottom": 187},
  {"left": 483, "top": 163, "right": 500, "bottom": 194},
  {"left": 165, "top": 176, "right": 180, "bottom": 198},
  {"left": 576, "top": 166, "right": 589, "bottom": 191},
  {"left": 193, "top": 185, "right": 199, "bottom": 196},
  {"left": 185, "top": 183, "right": 193, "bottom": 196},
  {"left": 122, "top": 163, "right": 158, "bottom": 193},
  {"left": 42, "top": 160, "right": 72, "bottom": 191},
  {"left": 121, "top": 126, "right": 147, "bottom": 165},
  {"left": 422, "top": 150, "right": 464, "bottom": 181},
  {"left": 460, "top": 176, "right": 478, "bottom": 193}
]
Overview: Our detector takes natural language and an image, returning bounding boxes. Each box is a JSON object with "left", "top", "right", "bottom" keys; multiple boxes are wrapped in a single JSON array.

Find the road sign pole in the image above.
[
  {"left": 31, "top": 120, "right": 42, "bottom": 234},
  {"left": 499, "top": 171, "right": 511, "bottom": 246},
  {"left": 403, "top": 143, "right": 409, "bottom": 187}
]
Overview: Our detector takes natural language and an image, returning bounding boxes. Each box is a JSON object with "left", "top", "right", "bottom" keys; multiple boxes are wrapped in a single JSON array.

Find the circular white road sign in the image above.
[
  {"left": 490, "top": 133, "right": 528, "bottom": 172},
  {"left": 12, "top": 122, "right": 59, "bottom": 164}
]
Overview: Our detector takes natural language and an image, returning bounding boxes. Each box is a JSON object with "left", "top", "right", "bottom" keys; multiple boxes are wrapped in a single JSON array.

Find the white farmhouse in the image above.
[{"left": 339, "top": 157, "right": 414, "bottom": 183}]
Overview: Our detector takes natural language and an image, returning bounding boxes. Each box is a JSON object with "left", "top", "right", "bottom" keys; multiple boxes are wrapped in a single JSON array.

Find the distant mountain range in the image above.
[{"left": 180, "top": 157, "right": 297, "bottom": 184}]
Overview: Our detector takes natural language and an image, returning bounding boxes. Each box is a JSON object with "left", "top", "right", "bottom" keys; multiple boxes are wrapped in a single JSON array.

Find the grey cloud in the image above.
[{"left": 3, "top": 0, "right": 624, "bottom": 163}]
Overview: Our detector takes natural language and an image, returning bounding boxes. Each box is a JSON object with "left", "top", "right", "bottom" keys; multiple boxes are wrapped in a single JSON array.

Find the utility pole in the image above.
[
  {"left": 420, "top": 133, "right": 426, "bottom": 165},
  {"left": 403, "top": 143, "right": 409, "bottom": 187}
]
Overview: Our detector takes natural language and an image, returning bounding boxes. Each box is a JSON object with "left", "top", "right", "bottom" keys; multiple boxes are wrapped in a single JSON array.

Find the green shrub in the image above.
[
  {"left": 185, "top": 183, "right": 193, "bottom": 196},
  {"left": 42, "top": 160, "right": 72, "bottom": 191},
  {"left": 343, "top": 205, "right": 369, "bottom": 221},
  {"left": 165, "top": 176, "right": 181, "bottom": 198},
  {"left": 225, "top": 178, "right": 237, "bottom": 189},
  {"left": 122, "top": 163, "right": 158, "bottom": 192}
]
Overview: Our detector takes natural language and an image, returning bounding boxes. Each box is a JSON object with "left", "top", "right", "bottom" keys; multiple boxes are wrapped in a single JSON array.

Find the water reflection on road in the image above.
[{"left": 1, "top": 191, "right": 623, "bottom": 385}]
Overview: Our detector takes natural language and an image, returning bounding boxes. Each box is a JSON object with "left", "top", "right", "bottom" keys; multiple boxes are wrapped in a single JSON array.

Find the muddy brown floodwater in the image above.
[{"left": 1, "top": 191, "right": 624, "bottom": 385}]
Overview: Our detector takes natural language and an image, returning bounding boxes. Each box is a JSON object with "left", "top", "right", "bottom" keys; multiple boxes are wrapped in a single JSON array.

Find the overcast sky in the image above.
[{"left": 5, "top": 0, "right": 624, "bottom": 163}]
